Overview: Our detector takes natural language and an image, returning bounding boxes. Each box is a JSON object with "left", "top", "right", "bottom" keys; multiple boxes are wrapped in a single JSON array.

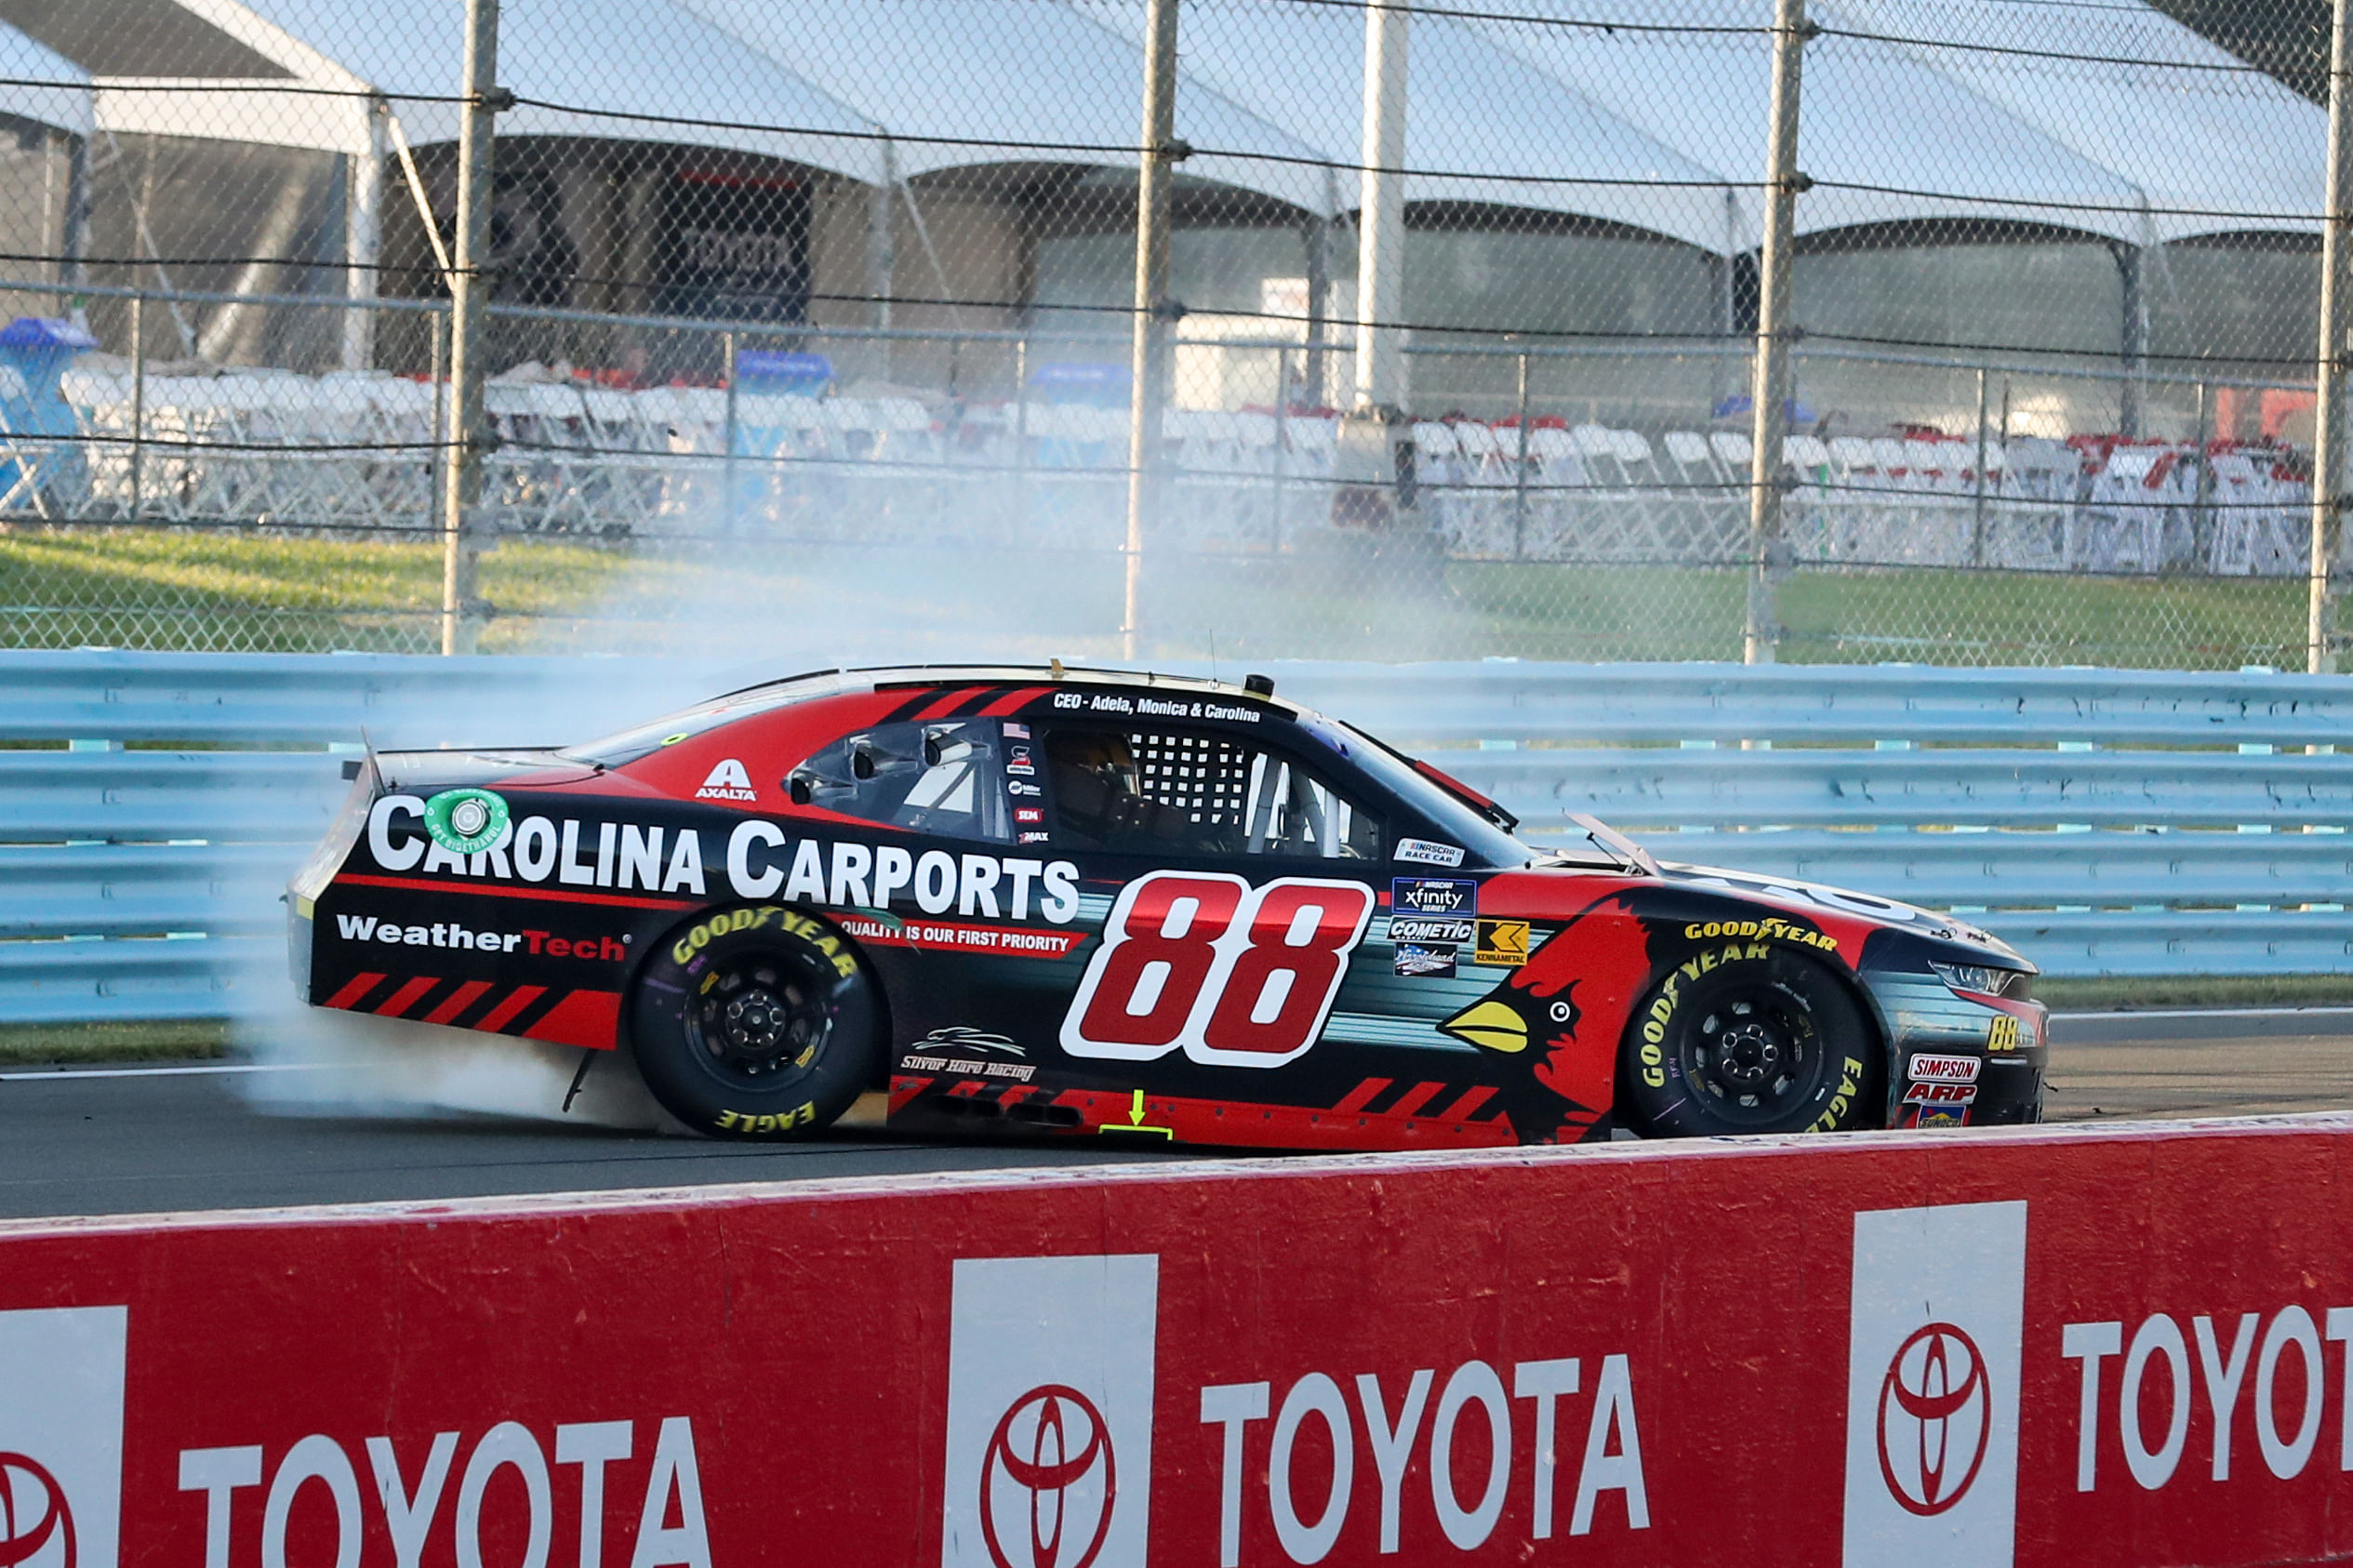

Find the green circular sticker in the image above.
[{"left": 423, "top": 788, "right": 510, "bottom": 856}]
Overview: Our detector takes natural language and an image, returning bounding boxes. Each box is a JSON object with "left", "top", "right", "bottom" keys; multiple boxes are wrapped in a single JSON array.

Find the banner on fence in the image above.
[{"left": 4, "top": 1117, "right": 2353, "bottom": 1567}]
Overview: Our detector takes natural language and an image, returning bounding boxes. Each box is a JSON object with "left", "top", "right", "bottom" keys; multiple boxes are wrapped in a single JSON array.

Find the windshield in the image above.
[
  {"left": 555, "top": 684, "right": 819, "bottom": 769},
  {"left": 1296, "top": 716, "right": 1535, "bottom": 869}
]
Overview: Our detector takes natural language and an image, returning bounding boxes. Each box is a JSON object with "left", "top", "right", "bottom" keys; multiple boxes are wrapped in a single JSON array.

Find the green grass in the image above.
[
  {"left": 0, "top": 525, "right": 2316, "bottom": 668},
  {"left": 2036, "top": 975, "right": 2353, "bottom": 1011},
  {"left": 0, "top": 1018, "right": 230, "bottom": 1064}
]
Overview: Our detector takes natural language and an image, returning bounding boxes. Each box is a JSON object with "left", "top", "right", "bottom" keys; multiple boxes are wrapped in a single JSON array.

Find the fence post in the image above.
[
  {"left": 127, "top": 292, "right": 145, "bottom": 518},
  {"left": 1512, "top": 350, "right": 1531, "bottom": 561},
  {"left": 1970, "top": 364, "right": 1989, "bottom": 565},
  {"left": 440, "top": 0, "right": 502, "bottom": 657},
  {"left": 1122, "top": 0, "right": 1182, "bottom": 661},
  {"left": 2313, "top": 0, "right": 2353, "bottom": 673},
  {"left": 1746, "top": 0, "right": 1810, "bottom": 665},
  {"left": 722, "top": 329, "right": 739, "bottom": 537}
]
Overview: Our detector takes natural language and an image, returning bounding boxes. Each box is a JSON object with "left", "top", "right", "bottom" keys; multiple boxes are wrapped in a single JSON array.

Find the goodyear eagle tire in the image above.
[
  {"left": 1618, "top": 946, "right": 1880, "bottom": 1137},
  {"left": 631, "top": 905, "right": 881, "bottom": 1138}
]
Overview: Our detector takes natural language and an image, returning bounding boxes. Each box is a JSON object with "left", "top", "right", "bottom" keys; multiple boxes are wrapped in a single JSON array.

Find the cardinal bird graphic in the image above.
[{"left": 1438, "top": 887, "right": 1659, "bottom": 1144}]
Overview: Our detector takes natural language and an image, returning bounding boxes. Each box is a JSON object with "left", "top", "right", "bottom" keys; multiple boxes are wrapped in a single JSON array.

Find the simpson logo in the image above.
[
  {"left": 696, "top": 758, "right": 759, "bottom": 802},
  {"left": 1908, "top": 1054, "right": 1982, "bottom": 1084},
  {"left": 943, "top": 1255, "right": 1157, "bottom": 1568},
  {"left": 0, "top": 1307, "right": 127, "bottom": 1568},
  {"left": 1844, "top": 1203, "right": 2025, "bottom": 1567}
]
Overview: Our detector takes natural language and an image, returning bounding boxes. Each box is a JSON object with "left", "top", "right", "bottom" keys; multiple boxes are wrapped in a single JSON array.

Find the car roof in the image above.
[{"left": 711, "top": 662, "right": 1318, "bottom": 721}]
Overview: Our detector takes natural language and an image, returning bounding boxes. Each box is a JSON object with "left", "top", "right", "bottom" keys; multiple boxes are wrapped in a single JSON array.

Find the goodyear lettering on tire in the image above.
[
  {"left": 1682, "top": 918, "right": 1839, "bottom": 954},
  {"left": 715, "top": 1102, "right": 817, "bottom": 1134},
  {"left": 672, "top": 906, "right": 859, "bottom": 978},
  {"left": 1807, "top": 1056, "right": 1868, "bottom": 1132}
]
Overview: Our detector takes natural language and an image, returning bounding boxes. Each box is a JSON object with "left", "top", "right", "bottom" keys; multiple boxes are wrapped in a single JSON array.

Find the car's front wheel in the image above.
[
  {"left": 630, "top": 906, "right": 882, "bottom": 1137},
  {"left": 1618, "top": 948, "right": 1881, "bottom": 1136}
]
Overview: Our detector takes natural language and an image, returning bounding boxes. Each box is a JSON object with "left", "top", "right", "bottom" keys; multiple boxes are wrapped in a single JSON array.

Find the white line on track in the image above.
[
  {"left": 0, "top": 1062, "right": 346, "bottom": 1083},
  {"left": 2052, "top": 1005, "right": 2353, "bottom": 1022}
]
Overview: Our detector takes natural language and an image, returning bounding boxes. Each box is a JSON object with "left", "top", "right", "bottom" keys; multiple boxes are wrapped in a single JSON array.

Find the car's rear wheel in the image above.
[
  {"left": 630, "top": 906, "right": 881, "bottom": 1138},
  {"left": 1618, "top": 948, "right": 1881, "bottom": 1137}
]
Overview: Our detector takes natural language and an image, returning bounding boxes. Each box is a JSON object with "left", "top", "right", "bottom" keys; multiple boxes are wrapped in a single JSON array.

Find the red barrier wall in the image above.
[{"left": 5, "top": 1115, "right": 2353, "bottom": 1568}]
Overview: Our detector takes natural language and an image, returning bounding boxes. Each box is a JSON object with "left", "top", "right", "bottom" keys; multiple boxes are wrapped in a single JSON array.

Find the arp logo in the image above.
[
  {"left": 942, "top": 1256, "right": 1156, "bottom": 1568},
  {"left": 0, "top": 1308, "right": 126, "bottom": 1568},
  {"left": 1843, "top": 1204, "right": 2024, "bottom": 1568}
]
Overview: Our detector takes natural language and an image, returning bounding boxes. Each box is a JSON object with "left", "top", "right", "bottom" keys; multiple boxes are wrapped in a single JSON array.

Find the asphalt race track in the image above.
[{"left": 2, "top": 1008, "right": 2348, "bottom": 1220}]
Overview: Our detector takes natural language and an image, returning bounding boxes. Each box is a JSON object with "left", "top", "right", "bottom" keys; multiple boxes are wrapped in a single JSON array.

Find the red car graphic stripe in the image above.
[
  {"left": 1384, "top": 1081, "right": 1452, "bottom": 1119},
  {"left": 981, "top": 685, "right": 1055, "bottom": 716},
  {"left": 373, "top": 976, "right": 439, "bottom": 1018},
  {"left": 474, "top": 985, "right": 546, "bottom": 1033},
  {"left": 1436, "top": 1084, "right": 1500, "bottom": 1121},
  {"left": 336, "top": 874, "right": 695, "bottom": 911},
  {"left": 1330, "top": 1078, "right": 1393, "bottom": 1115},
  {"left": 523, "top": 990, "right": 622, "bottom": 1051},
  {"left": 422, "top": 979, "right": 494, "bottom": 1027},
  {"left": 323, "top": 972, "right": 384, "bottom": 1010},
  {"left": 911, "top": 687, "right": 985, "bottom": 722}
]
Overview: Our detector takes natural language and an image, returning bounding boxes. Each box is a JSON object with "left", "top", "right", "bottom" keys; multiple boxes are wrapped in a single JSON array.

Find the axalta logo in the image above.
[
  {"left": 943, "top": 1256, "right": 1157, "bottom": 1568},
  {"left": 1844, "top": 1202, "right": 2024, "bottom": 1567},
  {"left": 0, "top": 1307, "right": 127, "bottom": 1568},
  {"left": 696, "top": 758, "right": 759, "bottom": 802},
  {"left": 178, "top": 1415, "right": 709, "bottom": 1568}
]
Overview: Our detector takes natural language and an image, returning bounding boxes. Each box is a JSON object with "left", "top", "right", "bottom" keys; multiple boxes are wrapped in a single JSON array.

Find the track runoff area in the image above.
[{"left": 5, "top": 1008, "right": 2353, "bottom": 1568}]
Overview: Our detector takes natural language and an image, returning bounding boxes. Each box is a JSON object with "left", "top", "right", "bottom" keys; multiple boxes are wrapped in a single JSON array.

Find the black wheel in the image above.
[
  {"left": 1619, "top": 946, "right": 1881, "bottom": 1136},
  {"left": 630, "top": 906, "right": 881, "bottom": 1138}
]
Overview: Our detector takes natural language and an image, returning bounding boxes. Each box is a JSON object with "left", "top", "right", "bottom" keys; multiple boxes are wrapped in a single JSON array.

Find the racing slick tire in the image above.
[
  {"left": 1617, "top": 947, "right": 1881, "bottom": 1138},
  {"left": 631, "top": 905, "right": 882, "bottom": 1138}
]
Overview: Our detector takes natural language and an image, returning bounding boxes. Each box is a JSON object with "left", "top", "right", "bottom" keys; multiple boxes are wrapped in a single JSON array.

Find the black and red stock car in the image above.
[{"left": 287, "top": 665, "right": 2048, "bottom": 1147}]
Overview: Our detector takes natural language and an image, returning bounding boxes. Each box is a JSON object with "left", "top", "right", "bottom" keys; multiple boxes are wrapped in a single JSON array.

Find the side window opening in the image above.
[
  {"left": 1046, "top": 725, "right": 1379, "bottom": 858},
  {"left": 788, "top": 720, "right": 1007, "bottom": 841}
]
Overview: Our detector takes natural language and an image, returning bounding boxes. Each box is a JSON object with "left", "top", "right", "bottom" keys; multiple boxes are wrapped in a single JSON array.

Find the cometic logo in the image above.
[
  {"left": 0, "top": 1453, "right": 73, "bottom": 1568},
  {"left": 1877, "top": 1323, "right": 1990, "bottom": 1516},
  {"left": 980, "top": 1387, "right": 1115, "bottom": 1568}
]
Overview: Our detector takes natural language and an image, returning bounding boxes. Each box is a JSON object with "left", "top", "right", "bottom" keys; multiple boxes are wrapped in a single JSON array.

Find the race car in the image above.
[{"left": 286, "top": 665, "right": 2047, "bottom": 1148}]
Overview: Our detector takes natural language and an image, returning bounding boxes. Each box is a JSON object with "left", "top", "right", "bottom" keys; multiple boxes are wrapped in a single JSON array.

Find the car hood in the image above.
[
  {"left": 1654, "top": 859, "right": 2027, "bottom": 965},
  {"left": 374, "top": 748, "right": 605, "bottom": 792}
]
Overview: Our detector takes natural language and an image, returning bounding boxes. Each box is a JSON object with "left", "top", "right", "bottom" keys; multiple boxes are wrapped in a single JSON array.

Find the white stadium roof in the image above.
[{"left": 7, "top": 0, "right": 2326, "bottom": 253}]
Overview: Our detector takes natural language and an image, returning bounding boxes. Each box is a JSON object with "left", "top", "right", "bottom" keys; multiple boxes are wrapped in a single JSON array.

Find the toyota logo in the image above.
[
  {"left": 1877, "top": 1322, "right": 1990, "bottom": 1516},
  {"left": 979, "top": 1385, "right": 1115, "bottom": 1568},
  {"left": 0, "top": 1453, "right": 73, "bottom": 1568}
]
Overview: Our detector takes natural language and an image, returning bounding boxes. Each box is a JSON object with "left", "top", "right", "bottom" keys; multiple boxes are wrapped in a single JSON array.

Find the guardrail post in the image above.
[
  {"left": 2312, "top": 0, "right": 2353, "bottom": 673},
  {"left": 440, "top": 0, "right": 501, "bottom": 657},
  {"left": 1746, "top": 0, "right": 1811, "bottom": 665}
]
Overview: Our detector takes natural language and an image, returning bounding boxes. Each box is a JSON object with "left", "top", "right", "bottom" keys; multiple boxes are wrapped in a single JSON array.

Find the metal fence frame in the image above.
[{"left": 5, "top": 651, "right": 2353, "bottom": 1024}]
